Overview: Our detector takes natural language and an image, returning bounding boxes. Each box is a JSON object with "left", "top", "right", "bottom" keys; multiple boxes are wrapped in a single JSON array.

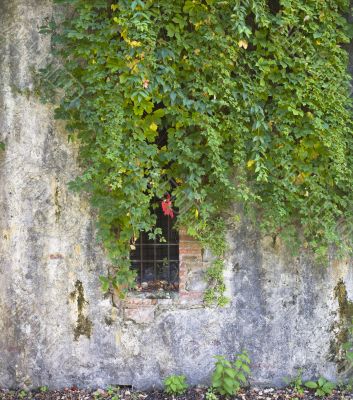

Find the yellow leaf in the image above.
[
  {"left": 121, "top": 29, "right": 128, "bottom": 40},
  {"left": 294, "top": 172, "right": 306, "bottom": 185},
  {"left": 111, "top": 4, "right": 119, "bottom": 11},
  {"left": 238, "top": 40, "right": 248, "bottom": 49},
  {"left": 195, "top": 208, "right": 199, "bottom": 218},
  {"left": 149, "top": 122, "right": 158, "bottom": 131},
  {"left": 194, "top": 48, "right": 201, "bottom": 55},
  {"left": 247, "top": 159, "right": 255, "bottom": 168},
  {"left": 129, "top": 40, "right": 142, "bottom": 48}
]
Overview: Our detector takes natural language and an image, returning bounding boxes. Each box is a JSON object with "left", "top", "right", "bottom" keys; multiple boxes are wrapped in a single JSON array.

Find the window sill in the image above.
[
  {"left": 126, "top": 289, "right": 178, "bottom": 300},
  {"left": 121, "top": 287, "right": 207, "bottom": 319},
  {"left": 121, "top": 291, "right": 206, "bottom": 324},
  {"left": 118, "top": 229, "right": 208, "bottom": 324}
]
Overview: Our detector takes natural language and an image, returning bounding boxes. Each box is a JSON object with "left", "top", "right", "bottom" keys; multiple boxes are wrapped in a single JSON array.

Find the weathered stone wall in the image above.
[{"left": 1, "top": 0, "right": 353, "bottom": 390}]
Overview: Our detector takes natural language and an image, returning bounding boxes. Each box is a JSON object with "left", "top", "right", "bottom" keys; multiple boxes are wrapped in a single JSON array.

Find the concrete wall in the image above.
[{"left": 1, "top": 0, "right": 353, "bottom": 390}]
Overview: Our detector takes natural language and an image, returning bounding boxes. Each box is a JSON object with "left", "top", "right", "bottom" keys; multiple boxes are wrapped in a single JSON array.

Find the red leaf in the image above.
[{"left": 161, "top": 194, "right": 174, "bottom": 218}]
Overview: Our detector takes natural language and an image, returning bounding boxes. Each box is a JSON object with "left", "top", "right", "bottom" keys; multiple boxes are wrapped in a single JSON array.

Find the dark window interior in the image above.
[{"left": 130, "top": 206, "right": 179, "bottom": 291}]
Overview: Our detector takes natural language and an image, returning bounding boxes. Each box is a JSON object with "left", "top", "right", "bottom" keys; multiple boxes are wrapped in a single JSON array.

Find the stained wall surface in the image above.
[{"left": 1, "top": 0, "right": 353, "bottom": 390}]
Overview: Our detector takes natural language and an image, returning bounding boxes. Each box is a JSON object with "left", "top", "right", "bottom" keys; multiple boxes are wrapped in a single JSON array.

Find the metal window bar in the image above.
[{"left": 130, "top": 208, "right": 179, "bottom": 291}]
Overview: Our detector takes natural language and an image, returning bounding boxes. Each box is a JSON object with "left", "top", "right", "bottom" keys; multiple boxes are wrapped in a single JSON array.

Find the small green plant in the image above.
[
  {"left": 305, "top": 377, "right": 336, "bottom": 397},
  {"left": 211, "top": 351, "right": 251, "bottom": 396},
  {"left": 107, "top": 385, "right": 120, "bottom": 400},
  {"left": 343, "top": 379, "right": 353, "bottom": 393},
  {"left": 342, "top": 319, "right": 353, "bottom": 366},
  {"left": 93, "top": 390, "right": 103, "bottom": 400},
  {"left": 164, "top": 375, "right": 189, "bottom": 396},
  {"left": 284, "top": 369, "right": 304, "bottom": 396},
  {"left": 337, "top": 378, "right": 353, "bottom": 393},
  {"left": 205, "top": 388, "right": 218, "bottom": 400},
  {"left": 40, "top": 386, "right": 49, "bottom": 393},
  {"left": 18, "top": 390, "right": 28, "bottom": 399}
]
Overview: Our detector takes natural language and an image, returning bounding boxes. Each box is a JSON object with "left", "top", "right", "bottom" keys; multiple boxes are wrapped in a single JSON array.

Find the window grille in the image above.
[{"left": 130, "top": 206, "right": 179, "bottom": 291}]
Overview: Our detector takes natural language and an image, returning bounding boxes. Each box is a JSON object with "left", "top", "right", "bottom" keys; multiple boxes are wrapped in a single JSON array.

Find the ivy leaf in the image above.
[
  {"left": 99, "top": 276, "right": 110, "bottom": 293},
  {"left": 149, "top": 122, "right": 158, "bottom": 131}
]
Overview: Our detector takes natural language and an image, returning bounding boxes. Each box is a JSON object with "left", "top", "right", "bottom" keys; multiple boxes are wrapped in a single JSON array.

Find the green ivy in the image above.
[{"left": 40, "top": 0, "right": 352, "bottom": 304}]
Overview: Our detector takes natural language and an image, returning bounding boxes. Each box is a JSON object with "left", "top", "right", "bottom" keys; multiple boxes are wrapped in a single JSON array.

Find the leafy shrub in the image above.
[
  {"left": 305, "top": 377, "right": 336, "bottom": 397},
  {"left": 164, "top": 375, "right": 189, "bottom": 395},
  {"left": 211, "top": 351, "right": 251, "bottom": 396}
]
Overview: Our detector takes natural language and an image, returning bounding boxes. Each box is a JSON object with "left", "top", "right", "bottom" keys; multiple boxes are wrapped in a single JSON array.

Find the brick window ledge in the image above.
[{"left": 117, "top": 229, "right": 209, "bottom": 324}]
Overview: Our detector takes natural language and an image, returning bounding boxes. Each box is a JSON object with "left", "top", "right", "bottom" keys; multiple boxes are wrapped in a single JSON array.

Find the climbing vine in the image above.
[{"left": 40, "top": 0, "right": 352, "bottom": 305}]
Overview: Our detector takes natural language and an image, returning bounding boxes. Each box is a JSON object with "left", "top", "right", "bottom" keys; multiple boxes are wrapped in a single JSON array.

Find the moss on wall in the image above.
[
  {"left": 329, "top": 279, "right": 353, "bottom": 373},
  {"left": 70, "top": 280, "right": 93, "bottom": 341}
]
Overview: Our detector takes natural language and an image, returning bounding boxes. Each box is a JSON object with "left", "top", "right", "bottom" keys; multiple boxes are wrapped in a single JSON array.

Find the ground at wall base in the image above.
[{"left": 1, "top": 386, "right": 353, "bottom": 400}]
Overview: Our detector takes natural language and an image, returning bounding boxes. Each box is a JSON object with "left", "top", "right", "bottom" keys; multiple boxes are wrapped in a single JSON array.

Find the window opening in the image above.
[{"left": 130, "top": 205, "right": 179, "bottom": 292}]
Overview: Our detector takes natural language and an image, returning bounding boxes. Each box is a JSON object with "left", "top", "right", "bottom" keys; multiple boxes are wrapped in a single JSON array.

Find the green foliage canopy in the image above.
[{"left": 42, "top": 0, "right": 352, "bottom": 304}]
